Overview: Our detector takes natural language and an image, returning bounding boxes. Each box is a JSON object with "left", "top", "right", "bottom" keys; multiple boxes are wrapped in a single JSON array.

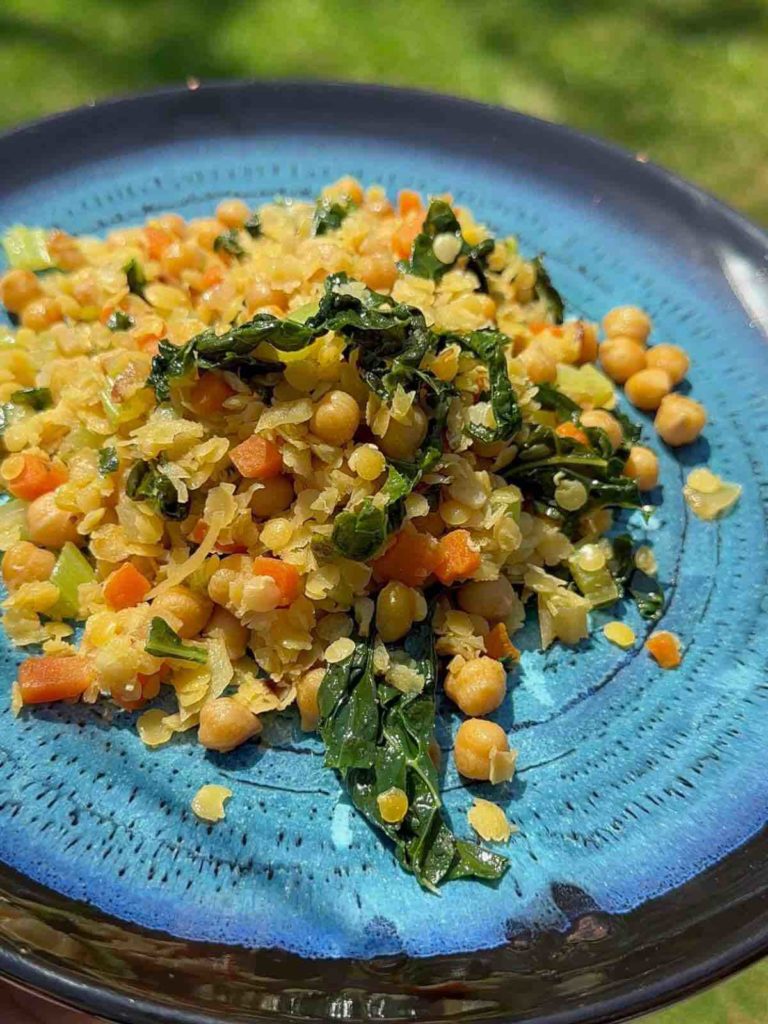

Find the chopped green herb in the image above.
[
  {"left": 123, "top": 258, "right": 147, "bottom": 298},
  {"left": 243, "top": 213, "right": 261, "bottom": 238},
  {"left": 11, "top": 387, "right": 52, "bottom": 411},
  {"left": 97, "top": 447, "right": 119, "bottom": 476},
  {"left": 404, "top": 200, "right": 495, "bottom": 290},
  {"left": 106, "top": 310, "right": 135, "bottom": 332},
  {"left": 213, "top": 229, "right": 246, "bottom": 260},
  {"left": 145, "top": 617, "right": 208, "bottom": 664},
  {"left": 532, "top": 256, "right": 565, "bottom": 324},
  {"left": 312, "top": 198, "right": 354, "bottom": 236},
  {"left": 125, "top": 459, "right": 190, "bottom": 521}
]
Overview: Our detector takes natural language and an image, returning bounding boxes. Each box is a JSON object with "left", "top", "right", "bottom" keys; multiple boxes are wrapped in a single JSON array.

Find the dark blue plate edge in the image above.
[{"left": 0, "top": 79, "right": 764, "bottom": 1024}]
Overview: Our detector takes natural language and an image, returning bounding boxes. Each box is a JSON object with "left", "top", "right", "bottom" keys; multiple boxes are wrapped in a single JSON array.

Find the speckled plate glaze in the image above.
[{"left": 0, "top": 82, "right": 767, "bottom": 1024}]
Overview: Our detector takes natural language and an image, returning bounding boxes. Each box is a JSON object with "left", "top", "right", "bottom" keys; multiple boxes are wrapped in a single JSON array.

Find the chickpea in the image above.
[
  {"left": 205, "top": 606, "right": 248, "bottom": 660},
  {"left": 623, "top": 445, "right": 659, "bottom": 491},
  {"left": 296, "top": 666, "right": 325, "bottom": 731},
  {"left": 356, "top": 253, "right": 397, "bottom": 292},
  {"left": 27, "top": 492, "right": 81, "bottom": 549},
  {"left": 577, "top": 322, "right": 599, "bottom": 364},
  {"left": 379, "top": 406, "right": 428, "bottom": 460},
  {"left": 162, "top": 240, "right": 204, "bottom": 276},
  {"left": 654, "top": 394, "right": 707, "bottom": 447},
  {"left": 457, "top": 577, "right": 517, "bottom": 621},
  {"left": 0, "top": 269, "right": 41, "bottom": 313},
  {"left": 310, "top": 390, "right": 361, "bottom": 446},
  {"left": 602, "top": 305, "right": 651, "bottom": 343},
  {"left": 152, "top": 585, "right": 212, "bottom": 639},
  {"left": 624, "top": 368, "right": 672, "bottom": 411},
  {"left": 152, "top": 213, "right": 186, "bottom": 238},
  {"left": 21, "top": 296, "right": 63, "bottom": 331},
  {"left": 645, "top": 343, "right": 690, "bottom": 386},
  {"left": 580, "top": 409, "right": 623, "bottom": 450},
  {"left": 599, "top": 336, "right": 647, "bottom": 384},
  {"left": 454, "top": 718, "right": 510, "bottom": 781},
  {"left": 216, "top": 198, "right": 251, "bottom": 228},
  {"left": 190, "top": 218, "right": 224, "bottom": 250},
  {"left": 518, "top": 342, "right": 556, "bottom": 385},
  {"left": 250, "top": 475, "right": 294, "bottom": 518},
  {"left": 245, "top": 279, "right": 287, "bottom": 312},
  {"left": 1, "top": 540, "right": 55, "bottom": 590},
  {"left": 376, "top": 581, "right": 417, "bottom": 642},
  {"left": 48, "top": 230, "right": 85, "bottom": 271},
  {"left": 198, "top": 697, "right": 261, "bottom": 753},
  {"left": 445, "top": 657, "right": 507, "bottom": 717}
]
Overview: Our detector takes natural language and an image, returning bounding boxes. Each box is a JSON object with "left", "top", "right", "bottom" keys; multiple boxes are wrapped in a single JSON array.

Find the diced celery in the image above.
[
  {"left": 49, "top": 542, "right": 95, "bottom": 620},
  {"left": 0, "top": 498, "right": 28, "bottom": 551},
  {"left": 568, "top": 550, "right": 620, "bottom": 608},
  {"left": 2, "top": 226, "right": 53, "bottom": 271},
  {"left": 556, "top": 363, "right": 614, "bottom": 410},
  {"left": 504, "top": 236, "right": 519, "bottom": 255},
  {"left": 287, "top": 300, "right": 319, "bottom": 324}
]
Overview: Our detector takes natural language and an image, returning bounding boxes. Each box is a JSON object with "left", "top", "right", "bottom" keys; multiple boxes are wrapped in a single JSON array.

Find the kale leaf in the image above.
[
  {"left": 145, "top": 617, "right": 208, "bottom": 664},
  {"left": 609, "top": 533, "right": 665, "bottom": 620},
  {"left": 213, "top": 229, "right": 246, "bottom": 260},
  {"left": 106, "top": 310, "right": 135, "bottom": 332},
  {"left": 11, "top": 387, "right": 52, "bottom": 411},
  {"left": 532, "top": 256, "right": 564, "bottom": 324},
  {"left": 123, "top": 258, "right": 147, "bottom": 298},
  {"left": 313, "top": 198, "right": 354, "bottom": 236},
  {"left": 452, "top": 330, "right": 521, "bottom": 443},
  {"left": 243, "top": 213, "right": 261, "bottom": 238},
  {"left": 97, "top": 446, "right": 119, "bottom": 476},
  {"left": 405, "top": 200, "right": 495, "bottom": 290},
  {"left": 318, "top": 623, "right": 508, "bottom": 891},
  {"left": 125, "top": 459, "right": 190, "bottom": 521}
]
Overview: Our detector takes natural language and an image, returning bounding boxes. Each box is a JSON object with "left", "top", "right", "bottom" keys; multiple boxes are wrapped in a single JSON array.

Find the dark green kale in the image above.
[
  {"left": 404, "top": 200, "right": 495, "bottom": 290},
  {"left": 145, "top": 617, "right": 208, "bottom": 664},
  {"left": 609, "top": 533, "right": 665, "bottom": 620},
  {"left": 106, "top": 310, "right": 135, "bottom": 332},
  {"left": 97, "top": 446, "right": 119, "bottom": 476},
  {"left": 313, "top": 198, "right": 355, "bottom": 236},
  {"left": 318, "top": 622, "right": 508, "bottom": 891},
  {"left": 451, "top": 330, "right": 522, "bottom": 443},
  {"left": 123, "top": 258, "right": 147, "bottom": 298},
  {"left": 10, "top": 387, "right": 52, "bottom": 411},
  {"left": 213, "top": 229, "right": 246, "bottom": 260},
  {"left": 243, "top": 212, "right": 261, "bottom": 238},
  {"left": 125, "top": 459, "right": 190, "bottom": 521},
  {"left": 532, "top": 256, "right": 564, "bottom": 324}
]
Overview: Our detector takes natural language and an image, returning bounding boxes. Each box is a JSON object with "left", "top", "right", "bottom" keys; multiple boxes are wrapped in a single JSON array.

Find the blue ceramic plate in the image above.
[{"left": 0, "top": 82, "right": 767, "bottom": 1024}]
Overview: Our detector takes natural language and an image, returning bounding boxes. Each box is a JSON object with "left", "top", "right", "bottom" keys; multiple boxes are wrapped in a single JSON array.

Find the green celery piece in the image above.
[
  {"left": 50, "top": 542, "right": 95, "bottom": 620},
  {"left": 2, "top": 226, "right": 53, "bottom": 271},
  {"left": 287, "top": 301, "right": 319, "bottom": 324},
  {"left": 568, "top": 549, "right": 620, "bottom": 607}
]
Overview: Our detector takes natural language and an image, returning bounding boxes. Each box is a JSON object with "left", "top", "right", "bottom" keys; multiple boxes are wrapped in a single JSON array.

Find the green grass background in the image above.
[{"left": 1, "top": 0, "right": 766, "bottom": 1018}]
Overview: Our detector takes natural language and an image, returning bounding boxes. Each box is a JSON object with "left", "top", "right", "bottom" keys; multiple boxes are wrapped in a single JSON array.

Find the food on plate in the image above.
[{"left": 0, "top": 178, "right": 724, "bottom": 889}]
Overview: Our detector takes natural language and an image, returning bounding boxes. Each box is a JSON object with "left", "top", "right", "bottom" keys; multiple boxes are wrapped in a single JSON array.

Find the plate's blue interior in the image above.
[{"left": 0, "top": 124, "right": 767, "bottom": 961}]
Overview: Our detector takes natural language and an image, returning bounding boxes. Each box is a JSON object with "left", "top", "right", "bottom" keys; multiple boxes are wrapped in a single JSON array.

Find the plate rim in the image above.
[{"left": 0, "top": 77, "right": 766, "bottom": 1024}]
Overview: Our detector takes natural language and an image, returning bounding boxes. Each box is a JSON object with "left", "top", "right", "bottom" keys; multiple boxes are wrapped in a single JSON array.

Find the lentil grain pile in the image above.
[{"left": 0, "top": 179, "right": 710, "bottom": 887}]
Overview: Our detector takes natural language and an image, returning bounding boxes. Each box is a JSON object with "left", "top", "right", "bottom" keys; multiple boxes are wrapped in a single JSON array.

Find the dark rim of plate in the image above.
[{"left": 0, "top": 80, "right": 766, "bottom": 1024}]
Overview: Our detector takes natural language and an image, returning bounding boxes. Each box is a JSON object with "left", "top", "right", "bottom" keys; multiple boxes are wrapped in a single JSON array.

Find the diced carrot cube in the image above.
[
  {"left": 555, "top": 422, "right": 589, "bottom": 446},
  {"left": 18, "top": 655, "right": 94, "bottom": 705},
  {"left": 6, "top": 454, "right": 67, "bottom": 502},
  {"left": 230, "top": 435, "right": 283, "bottom": 480},
  {"left": 645, "top": 631, "right": 682, "bottom": 669},
  {"left": 434, "top": 529, "right": 481, "bottom": 586},
  {"left": 397, "top": 189, "right": 424, "bottom": 218},
  {"left": 145, "top": 226, "right": 173, "bottom": 261},
  {"left": 391, "top": 215, "right": 423, "bottom": 260},
  {"left": 188, "top": 372, "right": 234, "bottom": 416},
  {"left": 103, "top": 562, "right": 151, "bottom": 611},
  {"left": 372, "top": 530, "right": 439, "bottom": 588},
  {"left": 252, "top": 556, "right": 301, "bottom": 607},
  {"left": 485, "top": 623, "right": 520, "bottom": 662}
]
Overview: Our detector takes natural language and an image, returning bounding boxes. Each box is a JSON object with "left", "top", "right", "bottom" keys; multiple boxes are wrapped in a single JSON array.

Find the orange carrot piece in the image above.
[
  {"left": 397, "top": 189, "right": 424, "bottom": 218},
  {"left": 188, "top": 372, "right": 234, "bottom": 416},
  {"left": 555, "top": 422, "right": 589, "bottom": 446},
  {"left": 372, "top": 530, "right": 439, "bottom": 588},
  {"left": 434, "top": 529, "right": 481, "bottom": 586},
  {"left": 485, "top": 623, "right": 520, "bottom": 662},
  {"left": 252, "top": 556, "right": 301, "bottom": 606},
  {"left": 200, "top": 264, "right": 224, "bottom": 291},
  {"left": 103, "top": 562, "right": 151, "bottom": 611},
  {"left": 18, "top": 655, "right": 94, "bottom": 705},
  {"left": 189, "top": 520, "right": 208, "bottom": 545},
  {"left": 529, "top": 322, "right": 564, "bottom": 337},
  {"left": 145, "top": 226, "right": 173, "bottom": 261},
  {"left": 645, "top": 631, "right": 682, "bottom": 669},
  {"left": 230, "top": 435, "right": 283, "bottom": 480},
  {"left": 99, "top": 304, "right": 116, "bottom": 325},
  {"left": 6, "top": 454, "right": 67, "bottom": 501},
  {"left": 391, "top": 216, "right": 423, "bottom": 260}
]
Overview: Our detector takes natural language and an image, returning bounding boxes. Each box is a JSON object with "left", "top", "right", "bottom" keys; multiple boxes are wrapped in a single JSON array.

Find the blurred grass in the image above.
[
  {"left": 0, "top": 1, "right": 766, "bottom": 1020},
  {"left": 1, "top": 0, "right": 768, "bottom": 223}
]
